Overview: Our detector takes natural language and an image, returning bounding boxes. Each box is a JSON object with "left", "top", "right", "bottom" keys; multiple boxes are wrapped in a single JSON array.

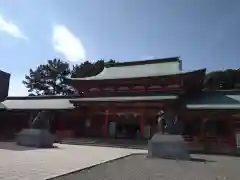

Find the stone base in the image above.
[
  {"left": 16, "top": 129, "right": 54, "bottom": 148},
  {"left": 148, "top": 133, "right": 190, "bottom": 160},
  {"left": 234, "top": 148, "right": 240, "bottom": 156}
]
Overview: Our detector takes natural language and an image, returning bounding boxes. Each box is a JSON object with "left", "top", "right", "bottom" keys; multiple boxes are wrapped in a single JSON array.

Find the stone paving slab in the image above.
[{"left": 0, "top": 142, "right": 146, "bottom": 180}]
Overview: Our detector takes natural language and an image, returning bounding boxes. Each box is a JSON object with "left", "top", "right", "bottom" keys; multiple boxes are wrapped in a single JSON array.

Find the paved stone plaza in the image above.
[
  {"left": 52, "top": 154, "right": 240, "bottom": 180},
  {"left": 1, "top": 141, "right": 240, "bottom": 180},
  {"left": 0, "top": 142, "right": 145, "bottom": 180}
]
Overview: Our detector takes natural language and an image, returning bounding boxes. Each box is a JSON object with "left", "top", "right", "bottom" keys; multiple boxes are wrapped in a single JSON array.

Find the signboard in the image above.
[{"left": 85, "top": 119, "right": 91, "bottom": 127}]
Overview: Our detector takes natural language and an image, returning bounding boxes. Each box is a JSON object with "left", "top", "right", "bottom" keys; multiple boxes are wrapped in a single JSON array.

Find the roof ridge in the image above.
[
  {"left": 105, "top": 57, "right": 180, "bottom": 68},
  {"left": 6, "top": 95, "right": 81, "bottom": 100}
]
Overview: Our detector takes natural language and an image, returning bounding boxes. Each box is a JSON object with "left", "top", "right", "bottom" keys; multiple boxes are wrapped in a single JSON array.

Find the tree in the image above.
[
  {"left": 71, "top": 59, "right": 116, "bottom": 78},
  {"left": 23, "top": 59, "right": 73, "bottom": 95},
  {"left": 23, "top": 59, "right": 117, "bottom": 96},
  {"left": 204, "top": 69, "right": 240, "bottom": 90},
  {"left": 71, "top": 60, "right": 104, "bottom": 78}
]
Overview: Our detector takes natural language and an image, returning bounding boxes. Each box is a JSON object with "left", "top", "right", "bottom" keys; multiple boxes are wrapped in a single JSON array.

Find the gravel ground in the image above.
[{"left": 50, "top": 153, "right": 240, "bottom": 180}]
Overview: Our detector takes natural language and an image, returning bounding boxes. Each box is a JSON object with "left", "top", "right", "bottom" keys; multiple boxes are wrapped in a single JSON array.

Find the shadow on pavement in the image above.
[
  {"left": 190, "top": 157, "right": 215, "bottom": 163},
  {"left": 0, "top": 142, "right": 38, "bottom": 151},
  {"left": 146, "top": 155, "right": 216, "bottom": 163},
  {"left": 0, "top": 141, "right": 59, "bottom": 151}
]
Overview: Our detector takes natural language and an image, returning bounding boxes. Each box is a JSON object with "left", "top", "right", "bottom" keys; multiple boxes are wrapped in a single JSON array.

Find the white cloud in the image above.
[
  {"left": 8, "top": 76, "right": 28, "bottom": 96},
  {"left": 52, "top": 25, "right": 86, "bottom": 62},
  {"left": 0, "top": 15, "right": 28, "bottom": 40}
]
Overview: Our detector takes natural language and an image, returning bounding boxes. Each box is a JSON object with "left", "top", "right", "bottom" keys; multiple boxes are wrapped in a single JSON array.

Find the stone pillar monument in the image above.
[
  {"left": 16, "top": 111, "right": 55, "bottom": 148},
  {"left": 148, "top": 109, "right": 190, "bottom": 160}
]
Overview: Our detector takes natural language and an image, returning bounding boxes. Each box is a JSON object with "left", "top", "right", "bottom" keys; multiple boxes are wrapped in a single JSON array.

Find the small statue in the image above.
[
  {"left": 157, "top": 110, "right": 181, "bottom": 135},
  {"left": 157, "top": 110, "right": 165, "bottom": 134}
]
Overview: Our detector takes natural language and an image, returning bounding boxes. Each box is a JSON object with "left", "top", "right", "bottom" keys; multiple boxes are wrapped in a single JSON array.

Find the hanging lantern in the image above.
[
  {"left": 85, "top": 119, "right": 91, "bottom": 127},
  {"left": 133, "top": 113, "right": 138, "bottom": 118},
  {"left": 173, "top": 115, "right": 178, "bottom": 124},
  {"left": 117, "top": 113, "right": 123, "bottom": 117}
]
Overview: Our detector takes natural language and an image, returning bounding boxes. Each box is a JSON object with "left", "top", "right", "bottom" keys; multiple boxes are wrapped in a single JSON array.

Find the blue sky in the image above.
[{"left": 0, "top": 0, "right": 239, "bottom": 96}]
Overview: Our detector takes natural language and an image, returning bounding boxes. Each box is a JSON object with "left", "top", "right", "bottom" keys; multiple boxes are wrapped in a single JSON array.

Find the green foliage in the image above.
[
  {"left": 71, "top": 60, "right": 104, "bottom": 78},
  {"left": 23, "top": 59, "right": 73, "bottom": 95},
  {"left": 23, "top": 59, "right": 117, "bottom": 96},
  {"left": 71, "top": 59, "right": 116, "bottom": 78},
  {"left": 204, "top": 69, "right": 240, "bottom": 90}
]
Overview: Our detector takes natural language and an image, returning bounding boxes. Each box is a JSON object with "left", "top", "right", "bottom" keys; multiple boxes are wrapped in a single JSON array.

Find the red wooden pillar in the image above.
[
  {"left": 140, "top": 112, "right": 145, "bottom": 137},
  {"left": 103, "top": 110, "right": 109, "bottom": 137}
]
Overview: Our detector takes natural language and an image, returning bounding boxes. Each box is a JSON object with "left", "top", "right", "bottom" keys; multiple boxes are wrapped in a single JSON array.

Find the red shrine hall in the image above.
[
  {"left": 64, "top": 57, "right": 203, "bottom": 138},
  {"left": 1, "top": 57, "right": 240, "bottom": 154}
]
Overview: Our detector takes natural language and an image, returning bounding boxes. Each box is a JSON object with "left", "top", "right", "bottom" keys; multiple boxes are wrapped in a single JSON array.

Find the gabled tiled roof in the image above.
[
  {"left": 0, "top": 102, "right": 6, "bottom": 110},
  {"left": 2, "top": 96, "right": 78, "bottom": 110},
  {"left": 186, "top": 91, "right": 240, "bottom": 109},
  {"left": 67, "top": 57, "right": 182, "bottom": 80}
]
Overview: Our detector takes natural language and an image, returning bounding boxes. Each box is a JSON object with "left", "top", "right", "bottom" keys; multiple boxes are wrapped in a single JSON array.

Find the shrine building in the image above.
[{"left": 1, "top": 57, "right": 240, "bottom": 154}]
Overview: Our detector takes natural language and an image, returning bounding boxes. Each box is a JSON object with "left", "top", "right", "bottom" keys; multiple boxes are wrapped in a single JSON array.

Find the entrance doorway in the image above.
[
  {"left": 112, "top": 115, "right": 140, "bottom": 139},
  {"left": 115, "top": 122, "right": 140, "bottom": 139},
  {"left": 203, "top": 119, "right": 232, "bottom": 153}
]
